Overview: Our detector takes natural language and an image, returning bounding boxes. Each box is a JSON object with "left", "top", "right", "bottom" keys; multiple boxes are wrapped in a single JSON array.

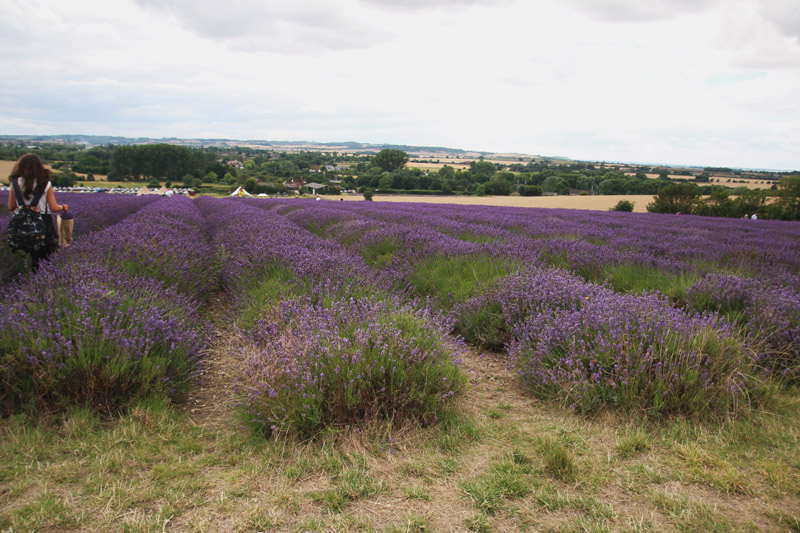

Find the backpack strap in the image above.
[{"left": 11, "top": 179, "right": 45, "bottom": 210}]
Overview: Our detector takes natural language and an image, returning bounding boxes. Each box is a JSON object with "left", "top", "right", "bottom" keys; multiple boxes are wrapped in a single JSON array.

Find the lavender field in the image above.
[{"left": 2, "top": 195, "right": 799, "bottom": 531}]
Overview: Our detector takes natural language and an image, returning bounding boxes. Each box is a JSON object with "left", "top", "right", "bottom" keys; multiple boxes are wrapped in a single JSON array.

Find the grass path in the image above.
[{"left": 182, "top": 291, "right": 239, "bottom": 430}]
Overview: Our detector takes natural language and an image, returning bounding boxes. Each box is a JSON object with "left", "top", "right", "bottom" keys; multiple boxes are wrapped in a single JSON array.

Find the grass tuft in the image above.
[{"left": 539, "top": 438, "right": 577, "bottom": 482}]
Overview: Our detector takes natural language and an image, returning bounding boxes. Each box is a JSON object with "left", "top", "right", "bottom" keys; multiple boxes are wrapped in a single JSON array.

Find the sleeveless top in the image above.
[{"left": 13, "top": 177, "right": 51, "bottom": 213}]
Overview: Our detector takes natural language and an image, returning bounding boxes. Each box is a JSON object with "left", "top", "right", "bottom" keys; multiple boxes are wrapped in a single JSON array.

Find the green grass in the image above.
[
  {"left": 462, "top": 452, "right": 536, "bottom": 515},
  {"left": 310, "top": 468, "right": 385, "bottom": 512},
  {"left": 599, "top": 264, "right": 700, "bottom": 299},
  {"left": 616, "top": 427, "right": 652, "bottom": 459},
  {"left": 538, "top": 437, "right": 577, "bottom": 482},
  {"left": 1, "top": 383, "right": 798, "bottom": 531},
  {"left": 408, "top": 254, "right": 521, "bottom": 310},
  {"left": 362, "top": 238, "right": 399, "bottom": 268}
]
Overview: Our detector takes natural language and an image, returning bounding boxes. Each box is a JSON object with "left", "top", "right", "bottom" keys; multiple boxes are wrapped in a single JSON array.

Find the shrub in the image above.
[
  {"left": 0, "top": 263, "right": 205, "bottom": 415},
  {"left": 452, "top": 267, "right": 595, "bottom": 351},
  {"left": 239, "top": 296, "right": 467, "bottom": 438},
  {"left": 363, "top": 188, "right": 374, "bottom": 201},
  {"left": 519, "top": 185, "right": 543, "bottom": 197},
  {"left": 647, "top": 183, "right": 699, "bottom": 214},
  {"left": 54, "top": 171, "right": 78, "bottom": 188},
  {"left": 0, "top": 197, "right": 215, "bottom": 415},
  {"left": 508, "top": 289, "right": 761, "bottom": 418},
  {"left": 686, "top": 274, "right": 800, "bottom": 382},
  {"left": 611, "top": 200, "right": 634, "bottom": 212}
]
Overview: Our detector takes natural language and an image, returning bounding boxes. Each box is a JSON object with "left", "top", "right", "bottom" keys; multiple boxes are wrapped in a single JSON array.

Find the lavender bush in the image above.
[
  {"left": 508, "top": 289, "right": 758, "bottom": 417},
  {"left": 687, "top": 273, "right": 800, "bottom": 381},
  {"left": 0, "top": 196, "right": 214, "bottom": 414},
  {"left": 200, "top": 198, "right": 468, "bottom": 436},
  {"left": 240, "top": 295, "right": 466, "bottom": 437},
  {"left": 452, "top": 267, "right": 598, "bottom": 351},
  {"left": 1, "top": 192, "right": 158, "bottom": 285},
  {"left": 0, "top": 262, "right": 204, "bottom": 414}
]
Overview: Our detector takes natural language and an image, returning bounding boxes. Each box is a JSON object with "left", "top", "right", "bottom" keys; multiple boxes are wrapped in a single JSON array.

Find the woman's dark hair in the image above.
[{"left": 11, "top": 153, "right": 52, "bottom": 196}]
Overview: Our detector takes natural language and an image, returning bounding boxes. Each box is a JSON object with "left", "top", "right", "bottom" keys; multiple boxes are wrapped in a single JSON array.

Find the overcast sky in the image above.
[{"left": 1, "top": 0, "right": 799, "bottom": 170}]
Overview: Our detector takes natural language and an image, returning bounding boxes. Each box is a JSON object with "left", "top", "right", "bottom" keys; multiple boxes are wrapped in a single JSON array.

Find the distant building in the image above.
[
  {"left": 283, "top": 179, "right": 305, "bottom": 190},
  {"left": 304, "top": 182, "right": 326, "bottom": 195}
]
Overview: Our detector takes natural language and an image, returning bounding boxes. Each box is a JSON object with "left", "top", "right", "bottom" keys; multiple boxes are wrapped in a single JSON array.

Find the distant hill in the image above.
[{"left": 0, "top": 134, "right": 481, "bottom": 158}]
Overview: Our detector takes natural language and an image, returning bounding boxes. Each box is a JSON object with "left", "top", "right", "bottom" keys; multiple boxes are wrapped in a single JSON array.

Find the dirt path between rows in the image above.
[{"left": 182, "top": 290, "right": 239, "bottom": 429}]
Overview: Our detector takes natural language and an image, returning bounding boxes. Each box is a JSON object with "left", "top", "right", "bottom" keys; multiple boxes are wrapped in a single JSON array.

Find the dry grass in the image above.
[{"left": 2, "top": 337, "right": 798, "bottom": 532}]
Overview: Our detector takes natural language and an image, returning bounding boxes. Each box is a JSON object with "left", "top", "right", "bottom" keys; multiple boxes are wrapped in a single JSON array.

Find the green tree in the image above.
[
  {"left": 775, "top": 175, "right": 800, "bottom": 220},
  {"left": 373, "top": 149, "right": 408, "bottom": 172},
  {"left": 54, "top": 171, "right": 78, "bottom": 188},
  {"left": 647, "top": 183, "right": 699, "bottom": 214},
  {"left": 244, "top": 177, "right": 257, "bottom": 193},
  {"left": 378, "top": 173, "right": 394, "bottom": 190},
  {"left": 484, "top": 176, "right": 512, "bottom": 195},
  {"left": 519, "top": 185, "right": 543, "bottom": 196},
  {"left": 438, "top": 165, "right": 455, "bottom": 180},
  {"left": 363, "top": 188, "right": 374, "bottom": 201},
  {"left": 542, "top": 176, "right": 569, "bottom": 196},
  {"left": 695, "top": 189, "right": 736, "bottom": 217},
  {"left": 470, "top": 161, "right": 496, "bottom": 181},
  {"left": 611, "top": 200, "right": 634, "bottom": 212}
]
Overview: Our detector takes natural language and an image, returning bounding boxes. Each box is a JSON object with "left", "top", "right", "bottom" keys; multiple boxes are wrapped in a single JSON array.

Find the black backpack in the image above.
[{"left": 6, "top": 179, "right": 48, "bottom": 253}]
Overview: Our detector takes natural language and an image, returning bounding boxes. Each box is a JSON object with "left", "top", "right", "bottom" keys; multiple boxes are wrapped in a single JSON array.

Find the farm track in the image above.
[{"left": 183, "top": 290, "right": 239, "bottom": 430}]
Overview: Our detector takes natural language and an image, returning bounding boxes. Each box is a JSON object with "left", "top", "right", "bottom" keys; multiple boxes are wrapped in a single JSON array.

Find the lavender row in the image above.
[
  {"left": 0, "top": 196, "right": 215, "bottom": 414},
  {"left": 254, "top": 200, "right": 798, "bottom": 416},
  {"left": 487, "top": 268, "right": 756, "bottom": 415},
  {"left": 196, "top": 197, "right": 376, "bottom": 302},
  {"left": 327, "top": 201, "right": 800, "bottom": 289},
  {"left": 197, "top": 197, "right": 467, "bottom": 436},
  {"left": 0, "top": 191, "right": 159, "bottom": 285}
]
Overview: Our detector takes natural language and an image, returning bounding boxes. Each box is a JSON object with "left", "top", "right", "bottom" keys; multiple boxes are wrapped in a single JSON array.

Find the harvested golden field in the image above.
[
  {"left": 708, "top": 176, "right": 777, "bottom": 190},
  {"left": 629, "top": 172, "right": 776, "bottom": 191},
  {"left": 322, "top": 194, "right": 655, "bottom": 212},
  {"left": 407, "top": 161, "right": 471, "bottom": 171},
  {"left": 0, "top": 159, "right": 108, "bottom": 183},
  {"left": 0, "top": 160, "right": 15, "bottom": 183}
]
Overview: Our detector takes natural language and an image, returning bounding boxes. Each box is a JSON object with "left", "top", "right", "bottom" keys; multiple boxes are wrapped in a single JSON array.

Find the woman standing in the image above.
[{"left": 7, "top": 153, "right": 69, "bottom": 271}]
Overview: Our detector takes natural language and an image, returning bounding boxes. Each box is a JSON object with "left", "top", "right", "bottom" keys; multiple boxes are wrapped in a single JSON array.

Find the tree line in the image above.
[
  {"left": 3, "top": 142, "right": 797, "bottom": 218},
  {"left": 647, "top": 179, "right": 800, "bottom": 220}
]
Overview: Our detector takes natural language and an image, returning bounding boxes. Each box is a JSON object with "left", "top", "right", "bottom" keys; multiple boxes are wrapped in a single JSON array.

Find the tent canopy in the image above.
[{"left": 229, "top": 187, "right": 253, "bottom": 197}]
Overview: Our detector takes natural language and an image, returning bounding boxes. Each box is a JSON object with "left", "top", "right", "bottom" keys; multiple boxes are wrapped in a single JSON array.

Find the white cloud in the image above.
[
  {"left": 131, "top": 0, "right": 386, "bottom": 52},
  {"left": 0, "top": 0, "right": 798, "bottom": 169},
  {"left": 562, "top": 0, "right": 718, "bottom": 22},
  {"left": 759, "top": 0, "right": 800, "bottom": 39}
]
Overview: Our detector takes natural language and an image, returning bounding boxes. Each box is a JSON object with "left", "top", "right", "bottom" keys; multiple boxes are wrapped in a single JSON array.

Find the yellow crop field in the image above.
[{"left": 322, "top": 194, "right": 655, "bottom": 212}]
